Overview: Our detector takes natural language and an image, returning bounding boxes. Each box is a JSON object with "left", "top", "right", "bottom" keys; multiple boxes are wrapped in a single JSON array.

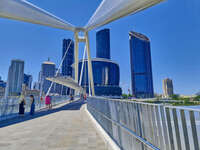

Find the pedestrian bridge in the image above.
[
  {"left": 1, "top": 97, "right": 200, "bottom": 150},
  {"left": 0, "top": 100, "right": 109, "bottom": 150}
]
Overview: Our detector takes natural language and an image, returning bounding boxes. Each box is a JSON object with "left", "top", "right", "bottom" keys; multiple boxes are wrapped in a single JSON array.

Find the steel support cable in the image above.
[{"left": 46, "top": 40, "right": 72, "bottom": 96}]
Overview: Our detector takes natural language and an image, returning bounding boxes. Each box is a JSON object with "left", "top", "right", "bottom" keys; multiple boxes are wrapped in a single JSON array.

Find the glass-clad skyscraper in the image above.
[
  {"left": 78, "top": 29, "right": 122, "bottom": 96},
  {"left": 78, "top": 58, "right": 121, "bottom": 96},
  {"left": 24, "top": 74, "right": 32, "bottom": 89},
  {"left": 129, "top": 31, "right": 154, "bottom": 98},
  {"left": 163, "top": 78, "right": 174, "bottom": 98},
  {"left": 62, "top": 39, "right": 74, "bottom": 76},
  {"left": 5, "top": 59, "right": 24, "bottom": 96},
  {"left": 41, "top": 61, "right": 56, "bottom": 94},
  {"left": 62, "top": 39, "right": 74, "bottom": 95},
  {"left": 96, "top": 29, "right": 110, "bottom": 59}
]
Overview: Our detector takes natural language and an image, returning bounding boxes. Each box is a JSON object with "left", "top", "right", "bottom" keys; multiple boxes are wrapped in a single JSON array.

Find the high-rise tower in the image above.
[
  {"left": 62, "top": 39, "right": 74, "bottom": 95},
  {"left": 62, "top": 39, "right": 74, "bottom": 77},
  {"left": 129, "top": 31, "right": 154, "bottom": 98},
  {"left": 24, "top": 74, "right": 32, "bottom": 89},
  {"left": 163, "top": 78, "right": 174, "bottom": 98},
  {"left": 41, "top": 60, "right": 56, "bottom": 94},
  {"left": 5, "top": 59, "right": 24, "bottom": 96},
  {"left": 96, "top": 29, "right": 110, "bottom": 59},
  {"left": 78, "top": 28, "right": 122, "bottom": 96}
]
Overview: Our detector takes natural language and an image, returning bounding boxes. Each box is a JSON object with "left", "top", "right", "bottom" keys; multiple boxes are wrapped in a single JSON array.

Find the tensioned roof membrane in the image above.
[
  {"left": 85, "top": 0, "right": 164, "bottom": 31},
  {"left": 46, "top": 77, "right": 84, "bottom": 92},
  {"left": 0, "top": 0, "right": 75, "bottom": 31},
  {"left": 0, "top": 0, "right": 163, "bottom": 32}
]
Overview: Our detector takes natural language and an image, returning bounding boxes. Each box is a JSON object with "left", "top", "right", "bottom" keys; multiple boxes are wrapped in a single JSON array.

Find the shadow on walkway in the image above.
[{"left": 0, "top": 100, "right": 86, "bottom": 128}]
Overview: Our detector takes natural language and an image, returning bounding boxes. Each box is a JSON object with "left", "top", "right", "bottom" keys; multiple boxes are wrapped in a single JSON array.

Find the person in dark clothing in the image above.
[
  {"left": 30, "top": 95, "right": 35, "bottom": 115},
  {"left": 70, "top": 94, "right": 74, "bottom": 101},
  {"left": 19, "top": 96, "right": 26, "bottom": 116}
]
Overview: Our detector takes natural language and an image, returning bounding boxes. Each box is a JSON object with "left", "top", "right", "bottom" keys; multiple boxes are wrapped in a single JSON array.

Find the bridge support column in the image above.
[
  {"left": 85, "top": 31, "right": 95, "bottom": 96},
  {"left": 74, "top": 31, "right": 79, "bottom": 95}
]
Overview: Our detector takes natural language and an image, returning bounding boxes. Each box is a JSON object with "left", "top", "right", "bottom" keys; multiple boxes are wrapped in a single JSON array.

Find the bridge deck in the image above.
[{"left": 0, "top": 101, "right": 108, "bottom": 150}]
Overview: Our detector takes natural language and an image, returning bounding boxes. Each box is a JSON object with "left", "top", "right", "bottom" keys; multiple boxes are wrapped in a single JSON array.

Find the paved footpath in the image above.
[{"left": 0, "top": 100, "right": 109, "bottom": 150}]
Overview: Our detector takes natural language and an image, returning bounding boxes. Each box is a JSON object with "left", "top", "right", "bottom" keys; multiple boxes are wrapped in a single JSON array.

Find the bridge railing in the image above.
[
  {"left": 0, "top": 96, "right": 69, "bottom": 122},
  {"left": 87, "top": 97, "right": 200, "bottom": 150}
]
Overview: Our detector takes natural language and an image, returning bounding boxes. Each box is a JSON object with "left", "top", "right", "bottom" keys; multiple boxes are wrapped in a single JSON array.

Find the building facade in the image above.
[
  {"left": 163, "top": 78, "right": 174, "bottom": 98},
  {"left": 41, "top": 61, "right": 56, "bottom": 94},
  {"left": 78, "top": 58, "right": 122, "bottom": 96},
  {"left": 62, "top": 39, "right": 74, "bottom": 95},
  {"left": 96, "top": 29, "right": 111, "bottom": 59},
  {"left": 53, "top": 69, "right": 62, "bottom": 95},
  {"left": 5, "top": 59, "right": 24, "bottom": 96},
  {"left": 78, "top": 29, "right": 122, "bottom": 96},
  {"left": 24, "top": 74, "right": 32, "bottom": 89},
  {"left": 129, "top": 31, "right": 154, "bottom": 98},
  {"left": 0, "top": 79, "right": 6, "bottom": 88},
  {"left": 62, "top": 39, "right": 74, "bottom": 77},
  {"left": 0, "top": 87, "right": 5, "bottom": 98}
]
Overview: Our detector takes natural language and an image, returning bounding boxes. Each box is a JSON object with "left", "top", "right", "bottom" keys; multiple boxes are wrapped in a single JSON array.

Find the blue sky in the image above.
[{"left": 0, "top": 0, "right": 200, "bottom": 95}]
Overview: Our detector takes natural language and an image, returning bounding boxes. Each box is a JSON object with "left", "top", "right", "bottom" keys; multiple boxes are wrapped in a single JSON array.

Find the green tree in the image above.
[
  {"left": 170, "top": 94, "right": 180, "bottom": 100},
  {"left": 193, "top": 95, "right": 200, "bottom": 101}
]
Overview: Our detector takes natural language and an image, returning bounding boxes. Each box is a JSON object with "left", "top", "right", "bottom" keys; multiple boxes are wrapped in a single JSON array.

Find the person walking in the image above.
[
  {"left": 19, "top": 95, "right": 26, "bottom": 117},
  {"left": 30, "top": 95, "right": 35, "bottom": 116},
  {"left": 70, "top": 94, "right": 74, "bottom": 102},
  {"left": 84, "top": 94, "right": 87, "bottom": 101},
  {"left": 45, "top": 95, "right": 51, "bottom": 110}
]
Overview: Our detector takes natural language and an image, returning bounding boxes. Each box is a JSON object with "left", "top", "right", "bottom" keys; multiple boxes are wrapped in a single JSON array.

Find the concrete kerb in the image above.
[{"left": 84, "top": 104, "right": 121, "bottom": 150}]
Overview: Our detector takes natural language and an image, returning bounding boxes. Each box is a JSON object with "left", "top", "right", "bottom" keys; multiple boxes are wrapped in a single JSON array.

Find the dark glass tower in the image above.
[
  {"left": 78, "top": 29, "right": 122, "bottom": 96},
  {"left": 62, "top": 39, "right": 74, "bottom": 95},
  {"left": 62, "top": 39, "right": 74, "bottom": 76},
  {"left": 96, "top": 29, "right": 110, "bottom": 59},
  {"left": 78, "top": 59, "right": 122, "bottom": 96},
  {"left": 129, "top": 31, "right": 154, "bottom": 98},
  {"left": 41, "top": 61, "right": 56, "bottom": 94}
]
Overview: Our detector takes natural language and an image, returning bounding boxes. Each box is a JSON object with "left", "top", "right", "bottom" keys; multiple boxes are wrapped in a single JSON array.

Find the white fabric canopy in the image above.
[
  {"left": 85, "top": 0, "right": 163, "bottom": 31},
  {"left": 46, "top": 77, "right": 84, "bottom": 93},
  {"left": 0, "top": 0, "right": 75, "bottom": 31}
]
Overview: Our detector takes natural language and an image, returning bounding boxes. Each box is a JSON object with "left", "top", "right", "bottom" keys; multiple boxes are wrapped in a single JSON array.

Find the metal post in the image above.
[
  {"left": 74, "top": 31, "right": 79, "bottom": 95},
  {"left": 85, "top": 31, "right": 95, "bottom": 96},
  {"left": 74, "top": 31, "right": 79, "bottom": 83}
]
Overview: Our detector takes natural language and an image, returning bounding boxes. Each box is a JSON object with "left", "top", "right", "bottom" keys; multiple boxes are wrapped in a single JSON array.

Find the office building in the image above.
[
  {"left": 41, "top": 60, "right": 56, "bottom": 94},
  {"left": 53, "top": 69, "right": 62, "bottom": 95},
  {"left": 62, "top": 39, "right": 74, "bottom": 95},
  {"left": 129, "top": 31, "right": 154, "bottom": 98},
  {"left": 0, "top": 87, "right": 5, "bottom": 98},
  {"left": 5, "top": 59, "right": 24, "bottom": 96},
  {"left": 0, "top": 76, "right": 6, "bottom": 97},
  {"left": 78, "top": 29, "right": 122, "bottom": 96},
  {"left": 163, "top": 78, "right": 174, "bottom": 98},
  {"left": 0, "top": 79, "right": 6, "bottom": 88},
  {"left": 96, "top": 29, "right": 110, "bottom": 59},
  {"left": 33, "top": 82, "right": 40, "bottom": 90},
  {"left": 62, "top": 39, "right": 74, "bottom": 76},
  {"left": 78, "top": 58, "right": 121, "bottom": 96},
  {"left": 24, "top": 74, "right": 32, "bottom": 89}
]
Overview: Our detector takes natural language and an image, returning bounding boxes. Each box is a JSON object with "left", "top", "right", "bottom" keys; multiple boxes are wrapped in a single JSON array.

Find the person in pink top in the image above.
[{"left": 45, "top": 95, "right": 51, "bottom": 110}]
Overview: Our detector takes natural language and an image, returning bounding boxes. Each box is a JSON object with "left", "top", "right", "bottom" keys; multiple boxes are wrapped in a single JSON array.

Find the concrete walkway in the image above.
[{"left": 0, "top": 101, "right": 108, "bottom": 150}]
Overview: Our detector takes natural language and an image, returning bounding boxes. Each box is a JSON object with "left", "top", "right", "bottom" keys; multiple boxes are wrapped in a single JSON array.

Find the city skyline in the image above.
[{"left": 0, "top": 0, "right": 200, "bottom": 95}]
